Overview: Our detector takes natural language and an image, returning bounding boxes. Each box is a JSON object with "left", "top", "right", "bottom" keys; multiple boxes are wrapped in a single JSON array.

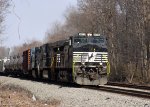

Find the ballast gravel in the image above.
[{"left": 0, "top": 76, "right": 149, "bottom": 107}]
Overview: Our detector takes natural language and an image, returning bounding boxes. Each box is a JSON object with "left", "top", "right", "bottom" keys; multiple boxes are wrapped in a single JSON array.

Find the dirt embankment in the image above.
[{"left": 0, "top": 86, "right": 60, "bottom": 107}]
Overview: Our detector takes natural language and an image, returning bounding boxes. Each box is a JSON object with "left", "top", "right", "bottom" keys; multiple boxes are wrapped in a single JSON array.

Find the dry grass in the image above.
[{"left": 0, "top": 85, "right": 60, "bottom": 107}]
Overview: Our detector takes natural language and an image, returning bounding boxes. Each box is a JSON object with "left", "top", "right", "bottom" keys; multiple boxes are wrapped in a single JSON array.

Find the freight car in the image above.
[{"left": 3, "top": 33, "right": 109, "bottom": 85}]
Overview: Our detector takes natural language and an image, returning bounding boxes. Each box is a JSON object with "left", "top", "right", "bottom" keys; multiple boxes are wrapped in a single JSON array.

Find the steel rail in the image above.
[
  {"left": 107, "top": 82, "right": 150, "bottom": 90},
  {"left": 83, "top": 85, "right": 150, "bottom": 99}
]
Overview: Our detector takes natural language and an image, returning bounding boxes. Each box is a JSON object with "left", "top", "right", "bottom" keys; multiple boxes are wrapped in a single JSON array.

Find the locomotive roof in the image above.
[
  {"left": 23, "top": 33, "right": 106, "bottom": 52},
  {"left": 49, "top": 39, "right": 69, "bottom": 47}
]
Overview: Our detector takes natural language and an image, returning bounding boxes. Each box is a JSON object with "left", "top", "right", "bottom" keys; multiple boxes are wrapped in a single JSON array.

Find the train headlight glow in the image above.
[
  {"left": 78, "top": 33, "right": 86, "bottom": 36},
  {"left": 82, "top": 62, "right": 85, "bottom": 65},
  {"left": 87, "top": 33, "right": 92, "bottom": 36},
  {"left": 93, "top": 33, "right": 101, "bottom": 36}
]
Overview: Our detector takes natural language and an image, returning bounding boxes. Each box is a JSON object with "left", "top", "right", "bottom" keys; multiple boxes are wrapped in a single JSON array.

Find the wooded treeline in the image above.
[
  {"left": 45, "top": 0, "right": 150, "bottom": 84},
  {"left": 10, "top": 40, "right": 42, "bottom": 56}
]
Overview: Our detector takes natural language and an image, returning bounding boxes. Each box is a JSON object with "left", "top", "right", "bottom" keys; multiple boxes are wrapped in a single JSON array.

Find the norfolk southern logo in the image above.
[{"left": 89, "top": 53, "right": 94, "bottom": 60}]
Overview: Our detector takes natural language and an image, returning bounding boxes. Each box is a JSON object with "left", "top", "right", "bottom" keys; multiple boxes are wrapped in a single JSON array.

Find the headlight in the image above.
[
  {"left": 82, "top": 62, "right": 85, "bottom": 65},
  {"left": 100, "top": 63, "right": 103, "bottom": 65}
]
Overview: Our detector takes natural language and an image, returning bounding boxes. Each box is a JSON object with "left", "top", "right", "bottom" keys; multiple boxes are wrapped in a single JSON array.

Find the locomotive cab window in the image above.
[
  {"left": 74, "top": 37, "right": 88, "bottom": 44},
  {"left": 89, "top": 37, "right": 104, "bottom": 43}
]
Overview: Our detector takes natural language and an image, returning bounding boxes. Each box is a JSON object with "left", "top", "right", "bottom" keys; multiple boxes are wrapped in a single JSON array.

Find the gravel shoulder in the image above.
[{"left": 0, "top": 76, "right": 150, "bottom": 107}]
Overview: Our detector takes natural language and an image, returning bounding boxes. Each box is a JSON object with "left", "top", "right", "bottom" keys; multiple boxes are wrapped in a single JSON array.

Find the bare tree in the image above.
[
  {"left": 0, "top": 0, "right": 9, "bottom": 59},
  {"left": 45, "top": 0, "right": 150, "bottom": 84},
  {"left": 0, "top": 0, "right": 9, "bottom": 40},
  {"left": 10, "top": 40, "right": 42, "bottom": 56},
  {"left": 0, "top": 46, "right": 9, "bottom": 58}
]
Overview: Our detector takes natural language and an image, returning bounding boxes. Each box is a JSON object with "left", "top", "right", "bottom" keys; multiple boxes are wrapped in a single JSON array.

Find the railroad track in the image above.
[
  {"left": 101, "top": 85, "right": 150, "bottom": 98},
  {"left": 84, "top": 84, "right": 150, "bottom": 99},
  {"left": 1, "top": 73, "right": 150, "bottom": 99},
  {"left": 107, "top": 82, "right": 150, "bottom": 90}
]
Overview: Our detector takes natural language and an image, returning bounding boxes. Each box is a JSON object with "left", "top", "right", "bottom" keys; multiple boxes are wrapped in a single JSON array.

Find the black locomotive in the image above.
[{"left": 3, "top": 33, "right": 109, "bottom": 85}]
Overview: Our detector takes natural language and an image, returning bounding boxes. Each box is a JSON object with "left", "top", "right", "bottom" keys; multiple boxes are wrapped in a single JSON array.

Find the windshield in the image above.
[
  {"left": 73, "top": 36, "right": 107, "bottom": 52},
  {"left": 73, "top": 36, "right": 105, "bottom": 44},
  {"left": 74, "top": 37, "right": 88, "bottom": 43},
  {"left": 89, "top": 37, "right": 104, "bottom": 43}
]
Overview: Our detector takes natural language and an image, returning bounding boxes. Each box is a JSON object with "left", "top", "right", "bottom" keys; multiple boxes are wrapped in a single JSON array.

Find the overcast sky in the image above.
[{"left": 3, "top": 0, "right": 77, "bottom": 47}]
